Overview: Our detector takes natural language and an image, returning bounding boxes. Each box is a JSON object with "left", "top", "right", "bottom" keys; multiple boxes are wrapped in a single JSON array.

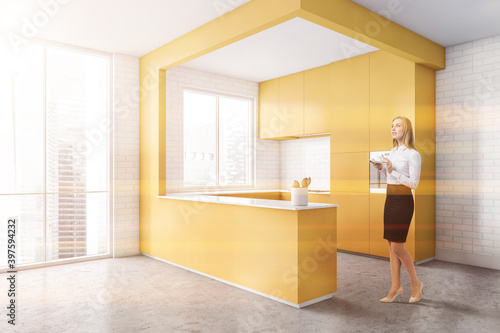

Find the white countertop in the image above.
[
  {"left": 160, "top": 189, "right": 330, "bottom": 195},
  {"left": 156, "top": 192, "right": 338, "bottom": 211}
]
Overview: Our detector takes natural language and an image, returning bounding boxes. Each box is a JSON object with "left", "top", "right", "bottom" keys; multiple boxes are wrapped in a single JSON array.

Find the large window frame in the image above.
[
  {"left": 0, "top": 39, "right": 113, "bottom": 273},
  {"left": 182, "top": 87, "right": 256, "bottom": 191}
]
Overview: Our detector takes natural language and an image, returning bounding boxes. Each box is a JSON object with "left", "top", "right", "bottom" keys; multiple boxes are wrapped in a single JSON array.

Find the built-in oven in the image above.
[{"left": 369, "top": 151, "right": 391, "bottom": 193}]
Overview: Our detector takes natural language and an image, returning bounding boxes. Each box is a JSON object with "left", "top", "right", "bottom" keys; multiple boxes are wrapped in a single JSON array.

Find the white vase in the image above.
[{"left": 291, "top": 187, "right": 308, "bottom": 206}]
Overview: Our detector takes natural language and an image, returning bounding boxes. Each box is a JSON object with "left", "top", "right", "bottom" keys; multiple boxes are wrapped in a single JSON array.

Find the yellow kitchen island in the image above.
[{"left": 141, "top": 193, "right": 338, "bottom": 308}]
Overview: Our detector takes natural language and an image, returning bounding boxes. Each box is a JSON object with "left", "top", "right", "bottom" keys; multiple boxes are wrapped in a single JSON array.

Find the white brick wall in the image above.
[
  {"left": 280, "top": 137, "right": 330, "bottom": 191},
  {"left": 112, "top": 54, "right": 140, "bottom": 257},
  {"left": 165, "top": 66, "right": 281, "bottom": 192},
  {"left": 435, "top": 35, "right": 500, "bottom": 269}
]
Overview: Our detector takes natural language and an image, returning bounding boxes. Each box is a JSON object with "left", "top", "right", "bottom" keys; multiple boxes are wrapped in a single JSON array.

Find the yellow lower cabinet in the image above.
[
  {"left": 143, "top": 199, "right": 337, "bottom": 306},
  {"left": 369, "top": 193, "right": 390, "bottom": 258},
  {"left": 297, "top": 208, "right": 337, "bottom": 303},
  {"left": 330, "top": 152, "right": 369, "bottom": 193},
  {"left": 333, "top": 193, "right": 369, "bottom": 254}
]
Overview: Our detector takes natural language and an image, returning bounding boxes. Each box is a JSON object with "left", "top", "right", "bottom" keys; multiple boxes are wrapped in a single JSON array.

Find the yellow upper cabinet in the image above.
[
  {"left": 279, "top": 71, "right": 304, "bottom": 137},
  {"left": 259, "top": 79, "right": 280, "bottom": 139},
  {"left": 259, "top": 65, "right": 332, "bottom": 139},
  {"left": 304, "top": 64, "right": 331, "bottom": 135},
  {"left": 259, "top": 72, "right": 304, "bottom": 139},
  {"left": 369, "top": 51, "right": 415, "bottom": 151},
  {"left": 330, "top": 54, "right": 370, "bottom": 153}
]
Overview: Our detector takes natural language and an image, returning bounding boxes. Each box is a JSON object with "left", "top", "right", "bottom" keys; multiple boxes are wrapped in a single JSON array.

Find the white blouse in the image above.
[{"left": 380, "top": 145, "right": 421, "bottom": 189}]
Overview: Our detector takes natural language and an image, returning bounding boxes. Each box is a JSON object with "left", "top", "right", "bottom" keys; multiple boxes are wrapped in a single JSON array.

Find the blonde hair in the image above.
[{"left": 392, "top": 116, "right": 417, "bottom": 150}]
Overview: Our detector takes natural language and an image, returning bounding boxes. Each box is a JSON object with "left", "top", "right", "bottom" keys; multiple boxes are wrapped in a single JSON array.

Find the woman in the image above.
[{"left": 371, "top": 116, "right": 423, "bottom": 304}]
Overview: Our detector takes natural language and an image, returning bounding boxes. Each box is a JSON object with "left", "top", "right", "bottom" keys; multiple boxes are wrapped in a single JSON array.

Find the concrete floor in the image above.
[{"left": 2, "top": 252, "right": 499, "bottom": 333}]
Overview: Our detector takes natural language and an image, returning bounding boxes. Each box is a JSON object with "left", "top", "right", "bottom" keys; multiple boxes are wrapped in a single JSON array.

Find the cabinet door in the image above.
[
  {"left": 279, "top": 72, "right": 304, "bottom": 137},
  {"left": 259, "top": 79, "right": 280, "bottom": 139},
  {"left": 330, "top": 54, "right": 370, "bottom": 153},
  {"left": 370, "top": 51, "right": 415, "bottom": 151},
  {"left": 304, "top": 64, "right": 331, "bottom": 135},
  {"left": 369, "top": 193, "right": 390, "bottom": 258},
  {"left": 330, "top": 152, "right": 369, "bottom": 193},
  {"left": 333, "top": 193, "right": 370, "bottom": 254}
]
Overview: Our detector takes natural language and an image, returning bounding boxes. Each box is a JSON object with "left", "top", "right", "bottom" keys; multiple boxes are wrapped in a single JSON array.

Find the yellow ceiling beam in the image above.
[
  {"left": 141, "top": 0, "right": 303, "bottom": 70},
  {"left": 141, "top": 0, "right": 445, "bottom": 71},
  {"left": 298, "top": 0, "right": 445, "bottom": 70}
]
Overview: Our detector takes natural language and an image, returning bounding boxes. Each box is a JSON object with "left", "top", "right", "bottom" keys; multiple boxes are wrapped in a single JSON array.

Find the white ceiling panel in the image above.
[
  {"left": 182, "top": 17, "right": 378, "bottom": 82},
  {"left": 352, "top": 0, "right": 500, "bottom": 47}
]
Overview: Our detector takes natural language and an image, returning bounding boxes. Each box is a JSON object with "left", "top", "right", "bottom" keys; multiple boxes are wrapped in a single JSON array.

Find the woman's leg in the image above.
[
  {"left": 390, "top": 242, "right": 420, "bottom": 297},
  {"left": 387, "top": 240, "right": 402, "bottom": 296}
]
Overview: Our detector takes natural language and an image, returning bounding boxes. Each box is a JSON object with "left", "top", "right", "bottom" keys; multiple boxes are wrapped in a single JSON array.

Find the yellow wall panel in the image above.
[
  {"left": 369, "top": 51, "right": 415, "bottom": 151},
  {"left": 414, "top": 64, "right": 436, "bottom": 262},
  {"left": 415, "top": 64, "right": 436, "bottom": 196},
  {"left": 415, "top": 195, "right": 436, "bottom": 261},
  {"left": 331, "top": 152, "right": 369, "bottom": 193},
  {"left": 330, "top": 53, "right": 370, "bottom": 153},
  {"left": 304, "top": 64, "right": 331, "bottom": 134}
]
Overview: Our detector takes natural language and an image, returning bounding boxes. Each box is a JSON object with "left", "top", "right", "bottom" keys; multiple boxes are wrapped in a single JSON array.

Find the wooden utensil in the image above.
[
  {"left": 306, "top": 177, "right": 311, "bottom": 187},
  {"left": 301, "top": 177, "right": 311, "bottom": 188}
]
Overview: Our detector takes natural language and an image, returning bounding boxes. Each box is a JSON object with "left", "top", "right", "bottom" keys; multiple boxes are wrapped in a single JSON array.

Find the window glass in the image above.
[
  {"left": 183, "top": 90, "right": 253, "bottom": 188},
  {"left": 183, "top": 91, "right": 217, "bottom": 186},
  {"left": 218, "top": 96, "right": 251, "bottom": 186},
  {"left": 0, "top": 44, "right": 44, "bottom": 194},
  {"left": 0, "top": 44, "right": 110, "bottom": 268}
]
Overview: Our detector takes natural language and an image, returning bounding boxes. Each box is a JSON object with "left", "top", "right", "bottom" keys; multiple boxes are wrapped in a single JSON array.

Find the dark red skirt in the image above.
[{"left": 383, "top": 184, "right": 414, "bottom": 243}]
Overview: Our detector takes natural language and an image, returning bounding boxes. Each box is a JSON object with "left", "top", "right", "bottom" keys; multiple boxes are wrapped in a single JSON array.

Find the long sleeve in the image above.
[
  {"left": 389, "top": 150, "right": 421, "bottom": 189},
  {"left": 379, "top": 164, "right": 387, "bottom": 179}
]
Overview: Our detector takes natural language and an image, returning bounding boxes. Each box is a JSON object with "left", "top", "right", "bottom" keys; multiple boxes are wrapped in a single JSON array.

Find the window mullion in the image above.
[
  {"left": 43, "top": 45, "right": 47, "bottom": 263},
  {"left": 216, "top": 96, "right": 220, "bottom": 187}
]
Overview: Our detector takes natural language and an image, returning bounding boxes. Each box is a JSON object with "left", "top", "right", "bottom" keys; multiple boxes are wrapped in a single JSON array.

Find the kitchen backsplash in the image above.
[{"left": 279, "top": 136, "right": 330, "bottom": 192}]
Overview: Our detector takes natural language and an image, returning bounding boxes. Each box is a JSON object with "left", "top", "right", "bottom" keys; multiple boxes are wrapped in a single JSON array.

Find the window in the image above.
[
  {"left": 0, "top": 42, "right": 110, "bottom": 269},
  {"left": 183, "top": 89, "right": 254, "bottom": 188}
]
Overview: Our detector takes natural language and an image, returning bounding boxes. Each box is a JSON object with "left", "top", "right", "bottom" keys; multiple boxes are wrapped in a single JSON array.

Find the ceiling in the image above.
[
  {"left": 352, "top": 0, "right": 500, "bottom": 47},
  {"left": 182, "top": 17, "right": 378, "bottom": 82},
  {"left": 1, "top": 0, "right": 500, "bottom": 81}
]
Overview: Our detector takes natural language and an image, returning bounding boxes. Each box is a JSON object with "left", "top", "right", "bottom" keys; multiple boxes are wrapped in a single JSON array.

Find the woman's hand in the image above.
[
  {"left": 382, "top": 157, "right": 393, "bottom": 174},
  {"left": 370, "top": 161, "right": 383, "bottom": 170}
]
